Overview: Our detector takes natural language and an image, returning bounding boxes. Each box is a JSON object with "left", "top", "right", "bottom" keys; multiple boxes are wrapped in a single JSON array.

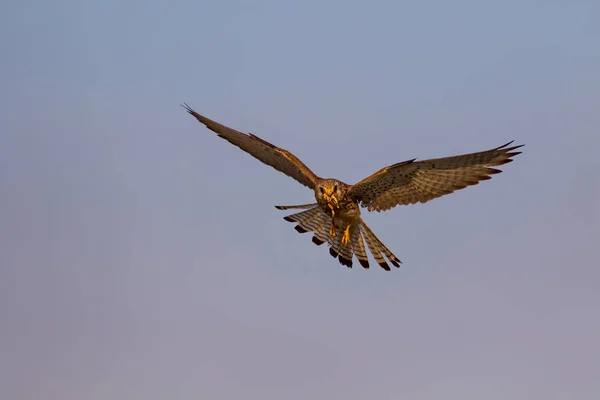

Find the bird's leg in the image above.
[
  {"left": 329, "top": 220, "right": 336, "bottom": 238},
  {"left": 341, "top": 225, "right": 351, "bottom": 246}
]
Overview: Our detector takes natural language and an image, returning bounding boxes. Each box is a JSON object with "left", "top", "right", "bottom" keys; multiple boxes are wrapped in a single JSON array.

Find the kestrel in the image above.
[{"left": 183, "top": 104, "right": 523, "bottom": 270}]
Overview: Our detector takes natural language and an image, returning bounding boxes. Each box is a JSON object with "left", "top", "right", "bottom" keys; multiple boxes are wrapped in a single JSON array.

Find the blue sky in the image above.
[{"left": 1, "top": 1, "right": 599, "bottom": 399}]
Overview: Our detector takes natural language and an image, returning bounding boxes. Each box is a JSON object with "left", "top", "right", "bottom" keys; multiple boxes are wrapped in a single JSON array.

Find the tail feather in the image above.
[
  {"left": 337, "top": 228, "right": 354, "bottom": 268},
  {"left": 328, "top": 233, "right": 341, "bottom": 258},
  {"left": 351, "top": 228, "right": 370, "bottom": 269},
  {"left": 282, "top": 207, "right": 318, "bottom": 223},
  {"left": 313, "top": 215, "right": 330, "bottom": 246},
  {"left": 278, "top": 206, "right": 401, "bottom": 270},
  {"left": 296, "top": 209, "right": 321, "bottom": 231},
  {"left": 328, "top": 226, "right": 341, "bottom": 258},
  {"left": 280, "top": 206, "right": 331, "bottom": 246},
  {"left": 323, "top": 221, "right": 354, "bottom": 268},
  {"left": 360, "top": 219, "right": 401, "bottom": 270},
  {"left": 298, "top": 211, "right": 325, "bottom": 237},
  {"left": 361, "top": 225, "right": 391, "bottom": 270}
]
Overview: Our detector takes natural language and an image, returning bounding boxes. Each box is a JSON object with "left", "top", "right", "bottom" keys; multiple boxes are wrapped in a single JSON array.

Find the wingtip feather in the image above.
[{"left": 181, "top": 102, "right": 194, "bottom": 113}]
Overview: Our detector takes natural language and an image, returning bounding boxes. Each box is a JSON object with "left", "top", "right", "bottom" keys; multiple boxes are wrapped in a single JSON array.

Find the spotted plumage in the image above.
[{"left": 183, "top": 103, "right": 523, "bottom": 270}]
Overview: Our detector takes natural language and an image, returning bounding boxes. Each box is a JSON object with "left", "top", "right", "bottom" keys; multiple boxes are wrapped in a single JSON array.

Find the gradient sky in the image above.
[{"left": 1, "top": 1, "right": 600, "bottom": 399}]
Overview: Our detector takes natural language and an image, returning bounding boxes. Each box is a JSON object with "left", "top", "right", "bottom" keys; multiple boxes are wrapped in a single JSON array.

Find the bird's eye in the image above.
[
  {"left": 333, "top": 185, "right": 338, "bottom": 192},
  {"left": 320, "top": 187, "right": 325, "bottom": 193}
]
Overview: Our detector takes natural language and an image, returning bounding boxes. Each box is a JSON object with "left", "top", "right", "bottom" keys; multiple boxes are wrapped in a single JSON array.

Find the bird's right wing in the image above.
[
  {"left": 348, "top": 141, "right": 523, "bottom": 212},
  {"left": 183, "top": 103, "right": 320, "bottom": 189}
]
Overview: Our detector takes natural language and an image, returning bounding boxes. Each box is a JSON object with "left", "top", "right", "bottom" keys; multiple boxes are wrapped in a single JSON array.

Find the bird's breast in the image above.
[{"left": 318, "top": 197, "right": 360, "bottom": 219}]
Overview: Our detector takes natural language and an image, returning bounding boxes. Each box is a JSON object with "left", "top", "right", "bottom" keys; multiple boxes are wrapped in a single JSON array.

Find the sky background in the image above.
[{"left": 1, "top": 0, "right": 600, "bottom": 399}]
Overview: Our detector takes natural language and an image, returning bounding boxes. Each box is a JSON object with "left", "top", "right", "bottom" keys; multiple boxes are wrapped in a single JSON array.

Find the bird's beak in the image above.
[{"left": 323, "top": 188, "right": 339, "bottom": 208}]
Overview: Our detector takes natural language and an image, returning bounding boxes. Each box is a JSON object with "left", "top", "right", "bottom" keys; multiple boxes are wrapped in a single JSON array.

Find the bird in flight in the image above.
[{"left": 182, "top": 103, "right": 523, "bottom": 270}]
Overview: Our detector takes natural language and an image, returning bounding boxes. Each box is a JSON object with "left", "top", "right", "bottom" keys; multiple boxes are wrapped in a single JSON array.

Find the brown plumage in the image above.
[
  {"left": 182, "top": 103, "right": 318, "bottom": 189},
  {"left": 348, "top": 142, "right": 522, "bottom": 212},
  {"left": 183, "top": 104, "right": 523, "bottom": 270}
]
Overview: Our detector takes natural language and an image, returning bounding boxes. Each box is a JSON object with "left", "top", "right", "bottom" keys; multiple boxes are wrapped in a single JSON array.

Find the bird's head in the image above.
[{"left": 315, "top": 179, "right": 344, "bottom": 210}]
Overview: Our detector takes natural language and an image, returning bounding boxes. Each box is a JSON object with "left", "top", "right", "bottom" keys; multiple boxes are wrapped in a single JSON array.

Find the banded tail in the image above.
[{"left": 276, "top": 204, "right": 401, "bottom": 270}]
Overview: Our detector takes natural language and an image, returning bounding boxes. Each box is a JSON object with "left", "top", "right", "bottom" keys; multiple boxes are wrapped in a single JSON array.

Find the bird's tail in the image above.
[
  {"left": 359, "top": 218, "right": 401, "bottom": 271},
  {"left": 279, "top": 206, "right": 401, "bottom": 270}
]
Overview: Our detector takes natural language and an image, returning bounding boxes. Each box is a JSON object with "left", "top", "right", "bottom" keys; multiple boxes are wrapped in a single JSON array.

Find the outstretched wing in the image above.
[
  {"left": 182, "top": 103, "right": 320, "bottom": 189},
  {"left": 348, "top": 141, "right": 523, "bottom": 212}
]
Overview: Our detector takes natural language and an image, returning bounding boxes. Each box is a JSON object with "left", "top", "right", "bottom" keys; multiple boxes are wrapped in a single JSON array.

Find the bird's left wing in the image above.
[
  {"left": 182, "top": 104, "right": 320, "bottom": 189},
  {"left": 347, "top": 141, "right": 523, "bottom": 212}
]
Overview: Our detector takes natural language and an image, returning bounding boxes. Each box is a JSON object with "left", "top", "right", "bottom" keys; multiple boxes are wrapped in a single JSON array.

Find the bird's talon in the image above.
[
  {"left": 329, "top": 223, "right": 336, "bottom": 238},
  {"left": 341, "top": 226, "right": 351, "bottom": 246}
]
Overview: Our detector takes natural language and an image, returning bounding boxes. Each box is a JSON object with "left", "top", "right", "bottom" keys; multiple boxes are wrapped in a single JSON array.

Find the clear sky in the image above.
[{"left": 1, "top": 1, "right": 599, "bottom": 399}]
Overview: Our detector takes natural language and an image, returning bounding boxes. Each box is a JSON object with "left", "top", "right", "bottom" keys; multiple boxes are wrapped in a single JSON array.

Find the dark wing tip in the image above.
[
  {"left": 390, "top": 158, "right": 418, "bottom": 168},
  {"left": 390, "top": 259, "right": 401, "bottom": 268},
  {"left": 497, "top": 140, "right": 515, "bottom": 149},
  {"left": 359, "top": 259, "right": 370, "bottom": 269},
  {"left": 275, "top": 205, "right": 285, "bottom": 210},
  {"left": 181, "top": 102, "right": 194, "bottom": 114},
  {"left": 497, "top": 141, "right": 525, "bottom": 152},
  {"left": 329, "top": 247, "right": 339, "bottom": 258},
  {"left": 490, "top": 142, "right": 524, "bottom": 166},
  {"left": 283, "top": 216, "right": 295, "bottom": 222}
]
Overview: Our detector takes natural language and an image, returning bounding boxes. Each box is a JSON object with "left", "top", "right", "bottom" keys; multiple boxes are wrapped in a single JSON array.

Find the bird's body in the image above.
[
  {"left": 182, "top": 103, "right": 523, "bottom": 270},
  {"left": 276, "top": 177, "right": 401, "bottom": 269},
  {"left": 313, "top": 179, "right": 356, "bottom": 239}
]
